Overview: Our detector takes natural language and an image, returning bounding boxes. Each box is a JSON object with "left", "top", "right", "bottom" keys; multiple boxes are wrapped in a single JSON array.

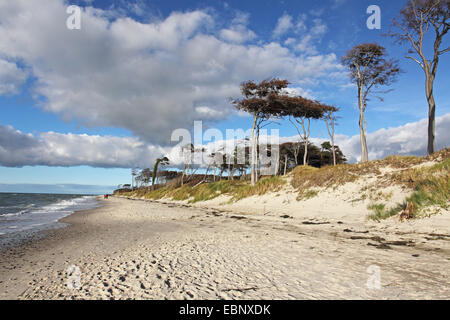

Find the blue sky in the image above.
[{"left": 0, "top": 0, "right": 449, "bottom": 193}]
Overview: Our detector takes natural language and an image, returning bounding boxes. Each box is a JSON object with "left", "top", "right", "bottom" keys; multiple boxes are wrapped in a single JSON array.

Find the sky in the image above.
[{"left": 0, "top": 0, "right": 449, "bottom": 194}]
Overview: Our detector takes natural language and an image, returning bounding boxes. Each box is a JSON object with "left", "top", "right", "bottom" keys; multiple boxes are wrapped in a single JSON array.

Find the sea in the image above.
[{"left": 0, "top": 193, "right": 100, "bottom": 237}]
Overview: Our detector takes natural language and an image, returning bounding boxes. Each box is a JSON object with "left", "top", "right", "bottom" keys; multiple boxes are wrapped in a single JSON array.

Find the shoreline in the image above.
[
  {"left": 0, "top": 196, "right": 103, "bottom": 253},
  {"left": 1, "top": 197, "right": 449, "bottom": 299}
]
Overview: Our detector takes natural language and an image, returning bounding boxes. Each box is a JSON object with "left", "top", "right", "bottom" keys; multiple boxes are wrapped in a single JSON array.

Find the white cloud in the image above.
[
  {"left": 219, "top": 26, "right": 256, "bottom": 43},
  {"left": 336, "top": 114, "right": 450, "bottom": 163},
  {"left": 273, "top": 14, "right": 294, "bottom": 37},
  {"left": 278, "top": 16, "right": 328, "bottom": 55},
  {"left": 295, "top": 14, "right": 308, "bottom": 31},
  {"left": 195, "top": 106, "right": 229, "bottom": 119},
  {"left": 266, "top": 114, "right": 450, "bottom": 164},
  {"left": 294, "top": 19, "right": 327, "bottom": 54},
  {"left": 0, "top": 1, "right": 342, "bottom": 146},
  {"left": 0, "top": 59, "right": 28, "bottom": 95},
  {"left": 219, "top": 12, "right": 256, "bottom": 43},
  {"left": 0, "top": 124, "right": 167, "bottom": 168},
  {"left": 310, "top": 19, "right": 327, "bottom": 36},
  {"left": 284, "top": 38, "right": 296, "bottom": 46},
  {"left": 2, "top": 114, "right": 449, "bottom": 168},
  {"left": 332, "top": 0, "right": 347, "bottom": 8},
  {"left": 283, "top": 87, "right": 315, "bottom": 99}
]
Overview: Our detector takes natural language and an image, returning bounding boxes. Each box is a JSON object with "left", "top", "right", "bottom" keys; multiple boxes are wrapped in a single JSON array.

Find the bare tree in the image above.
[
  {"left": 342, "top": 43, "right": 401, "bottom": 162},
  {"left": 388, "top": 0, "right": 449, "bottom": 155}
]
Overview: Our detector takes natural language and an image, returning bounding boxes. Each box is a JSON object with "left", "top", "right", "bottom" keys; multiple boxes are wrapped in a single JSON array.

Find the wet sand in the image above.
[{"left": 0, "top": 197, "right": 449, "bottom": 299}]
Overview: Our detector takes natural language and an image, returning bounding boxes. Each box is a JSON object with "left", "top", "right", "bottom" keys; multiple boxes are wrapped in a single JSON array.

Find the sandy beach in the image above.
[{"left": 0, "top": 196, "right": 448, "bottom": 300}]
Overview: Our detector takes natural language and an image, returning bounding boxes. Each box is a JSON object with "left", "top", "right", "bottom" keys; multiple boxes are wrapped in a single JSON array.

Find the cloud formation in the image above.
[
  {"left": 1, "top": 115, "right": 449, "bottom": 168},
  {"left": 0, "top": 125, "right": 166, "bottom": 168},
  {"left": 0, "top": 0, "right": 343, "bottom": 145},
  {"left": 336, "top": 113, "right": 450, "bottom": 163},
  {"left": 219, "top": 12, "right": 256, "bottom": 43},
  {"left": 273, "top": 14, "right": 294, "bottom": 37},
  {"left": 0, "top": 59, "right": 28, "bottom": 95},
  {"left": 281, "top": 16, "right": 328, "bottom": 55}
]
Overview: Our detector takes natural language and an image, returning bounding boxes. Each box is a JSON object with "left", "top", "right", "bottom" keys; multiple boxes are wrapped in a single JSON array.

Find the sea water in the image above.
[{"left": 0, "top": 193, "right": 100, "bottom": 236}]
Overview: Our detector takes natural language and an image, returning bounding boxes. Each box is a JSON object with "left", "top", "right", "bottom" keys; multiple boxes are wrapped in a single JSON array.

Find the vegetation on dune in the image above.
[
  {"left": 289, "top": 149, "right": 449, "bottom": 220},
  {"left": 291, "top": 150, "right": 448, "bottom": 191},
  {"left": 118, "top": 149, "right": 449, "bottom": 221},
  {"left": 367, "top": 203, "right": 401, "bottom": 221},
  {"left": 291, "top": 162, "right": 380, "bottom": 190},
  {"left": 383, "top": 156, "right": 449, "bottom": 219},
  {"left": 122, "top": 176, "right": 286, "bottom": 204},
  {"left": 117, "top": 148, "right": 448, "bottom": 222},
  {"left": 367, "top": 151, "right": 449, "bottom": 221}
]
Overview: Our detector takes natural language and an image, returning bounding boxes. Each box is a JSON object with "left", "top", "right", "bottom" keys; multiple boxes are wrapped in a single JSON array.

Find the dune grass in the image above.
[
  {"left": 368, "top": 156, "right": 449, "bottom": 220},
  {"left": 367, "top": 203, "right": 405, "bottom": 221},
  {"left": 126, "top": 176, "right": 286, "bottom": 204},
  {"left": 290, "top": 153, "right": 437, "bottom": 191},
  {"left": 291, "top": 163, "right": 380, "bottom": 190},
  {"left": 289, "top": 149, "right": 449, "bottom": 220}
]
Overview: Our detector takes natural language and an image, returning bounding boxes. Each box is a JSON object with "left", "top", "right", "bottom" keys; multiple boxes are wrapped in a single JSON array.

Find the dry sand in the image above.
[{"left": 0, "top": 197, "right": 449, "bottom": 300}]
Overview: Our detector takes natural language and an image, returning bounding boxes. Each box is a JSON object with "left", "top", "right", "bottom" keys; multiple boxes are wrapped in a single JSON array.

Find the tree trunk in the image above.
[
  {"left": 250, "top": 115, "right": 258, "bottom": 186},
  {"left": 301, "top": 118, "right": 310, "bottom": 166},
  {"left": 283, "top": 154, "right": 288, "bottom": 176},
  {"left": 359, "top": 110, "right": 369, "bottom": 163},
  {"left": 332, "top": 144, "right": 336, "bottom": 166},
  {"left": 358, "top": 85, "right": 369, "bottom": 163},
  {"left": 255, "top": 127, "right": 260, "bottom": 183},
  {"left": 331, "top": 118, "right": 336, "bottom": 166},
  {"left": 303, "top": 140, "right": 308, "bottom": 166},
  {"left": 426, "top": 74, "right": 436, "bottom": 155},
  {"left": 294, "top": 146, "right": 298, "bottom": 166},
  {"left": 229, "top": 163, "right": 235, "bottom": 181}
]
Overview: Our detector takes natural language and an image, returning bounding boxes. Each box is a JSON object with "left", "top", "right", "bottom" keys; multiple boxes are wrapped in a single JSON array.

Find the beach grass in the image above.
[
  {"left": 367, "top": 155, "right": 449, "bottom": 220},
  {"left": 128, "top": 176, "right": 286, "bottom": 203}
]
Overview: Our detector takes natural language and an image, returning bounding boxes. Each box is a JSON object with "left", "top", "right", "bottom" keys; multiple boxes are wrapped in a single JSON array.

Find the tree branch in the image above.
[
  {"left": 406, "top": 55, "right": 425, "bottom": 69},
  {"left": 438, "top": 47, "right": 450, "bottom": 55}
]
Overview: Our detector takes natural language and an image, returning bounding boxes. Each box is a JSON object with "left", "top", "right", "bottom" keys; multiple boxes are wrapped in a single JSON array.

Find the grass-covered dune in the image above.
[
  {"left": 290, "top": 149, "right": 449, "bottom": 220},
  {"left": 116, "top": 148, "right": 449, "bottom": 221}
]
